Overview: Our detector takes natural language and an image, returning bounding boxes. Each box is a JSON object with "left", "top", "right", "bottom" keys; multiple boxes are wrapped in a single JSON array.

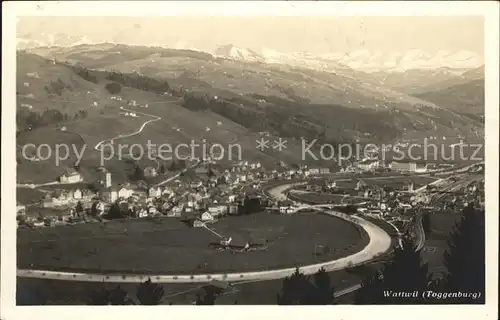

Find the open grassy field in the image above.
[
  {"left": 16, "top": 127, "right": 86, "bottom": 183},
  {"left": 17, "top": 226, "right": 390, "bottom": 305},
  {"left": 16, "top": 188, "right": 46, "bottom": 205},
  {"left": 18, "top": 211, "right": 368, "bottom": 275}
]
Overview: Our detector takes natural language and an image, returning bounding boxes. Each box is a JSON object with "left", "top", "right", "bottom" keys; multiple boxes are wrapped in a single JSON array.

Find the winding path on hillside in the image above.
[
  {"left": 16, "top": 107, "right": 162, "bottom": 189},
  {"left": 93, "top": 107, "right": 161, "bottom": 152},
  {"left": 94, "top": 107, "right": 202, "bottom": 187},
  {"left": 17, "top": 106, "right": 201, "bottom": 189},
  {"left": 17, "top": 181, "right": 392, "bottom": 284}
]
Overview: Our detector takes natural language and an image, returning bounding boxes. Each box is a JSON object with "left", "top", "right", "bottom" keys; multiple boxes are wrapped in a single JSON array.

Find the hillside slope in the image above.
[
  {"left": 25, "top": 45, "right": 484, "bottom": 141},
  {"left": 409, "top": 66, "right": 484, "bottom": 95},
  {"left": 30, "top": 44, "right": 439, "bottom": 109},
  {"left": 414, "top": 79, "right": 484, "bottom": 121},
  {"left": 17, "top": 52, "right": 112, "bottom": 114},
  {"left": 16, "top": 53, "right": 327, "bottom": 183},
  {"left": 361, "top": 67, "right": 471, "bottom": 93}
]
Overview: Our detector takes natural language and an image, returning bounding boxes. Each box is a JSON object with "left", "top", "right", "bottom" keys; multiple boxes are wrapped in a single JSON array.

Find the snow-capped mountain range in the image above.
[
  {"left": 328, "top": 49, "right": 483, "bottom": 72},
  {"left": 17, "top": 33, "right": 483, "bottom": 73},
  {"left": 17, "top": 33, "right": 104, "bottom": 50},
  {"left": 213, "top": 44, "right": 483, "bottom": 73}
]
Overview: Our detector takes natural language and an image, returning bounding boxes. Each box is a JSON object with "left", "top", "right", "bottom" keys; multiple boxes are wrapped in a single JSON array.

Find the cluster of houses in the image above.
[
  {"left": 24, "top": 153, "right": 444, "bottom": 229},
  {"left": 17, "top": 152, "right": 486, "bottom": 232},
  {"left": 121, "top": 111, "right": 138, "bottom": 117},
  {"left": 288, "top": 175, "right": 428, "bottom": 220},
  {"left": 17, "top": 160, "right": 273, "bottom": 227},
  {"left": 352, "top": 178, "right": 429, "bottom": 216},
  {"left": 123, "top": 99, "right": 149, "bottom": 108},
  {"left": 436, "top": 179, "right": 485, "bottom": 212},
  {"left": 59, "top": 168, "right": 84, "bottom": 184}
]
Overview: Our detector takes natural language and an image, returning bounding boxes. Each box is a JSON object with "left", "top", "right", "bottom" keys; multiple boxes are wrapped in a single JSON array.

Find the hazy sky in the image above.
[{"left": 17, "top": 16, "right": 484, "bottom": 54}]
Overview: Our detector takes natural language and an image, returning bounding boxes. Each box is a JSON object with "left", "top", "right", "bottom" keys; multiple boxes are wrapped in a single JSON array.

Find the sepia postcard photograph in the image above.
[{"left": 1, "top": 1, "right": 499, "bottom": 320}]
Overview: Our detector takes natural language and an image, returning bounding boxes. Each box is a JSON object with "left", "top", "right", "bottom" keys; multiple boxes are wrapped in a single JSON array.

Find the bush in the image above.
[
  {"left": 45, "top": 79, "right": 70, "bottom": 96},
  {"left": 105, "top": 82, "right": 122, "bottom": 94}
]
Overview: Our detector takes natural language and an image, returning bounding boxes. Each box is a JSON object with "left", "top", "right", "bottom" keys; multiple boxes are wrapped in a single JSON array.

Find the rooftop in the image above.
[{"left": 63, "top": 168, "right": 80, "bottom": 176}]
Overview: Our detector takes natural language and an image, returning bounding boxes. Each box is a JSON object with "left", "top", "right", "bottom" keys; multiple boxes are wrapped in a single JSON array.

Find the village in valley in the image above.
[{"left": 16, "top": 153, "right": 485, "bottom": 247}]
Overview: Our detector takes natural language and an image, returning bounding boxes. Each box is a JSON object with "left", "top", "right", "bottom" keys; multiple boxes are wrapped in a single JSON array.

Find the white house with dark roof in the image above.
[
  {"left": 228, "top": 204, "right": 239, "bottom": 215},
  {"left": 118, "top": 186, "right": 134, "bottom": 199},
  {"left": 170, "top": 204, "right": 184, "bottom": 217},
  {"left": 208, "top": 205, "right": 223, "bottom": 217},
  {"left": 144, "top": 166, "right": 158, "bottom": 177},
  {"left": 357, "top": 159, "right": 380, "bottom": 171},
  {"left": 148, "top": 186, "right": 162, "bottom": 198},
  {"left": 138, "top": 208, "right": 148, "bottom": 218},
  {"left": 16, "top": 205, "right": 26, "bottom": 216},
  {"left": 147, "top": 206, "right": 158, "bottom": 215},
  {"left": 161, "top": 186, "right": 174, "bottom": 196},
  {"left": 319, "top": 168, "right": 330, "bottom": 174},
  {"left": 73, "top": 189, "right": 83, "bottom": 200},
  {"left": 308, "top": 168, "right": 320, "bottom": 175},
  {"left": 60, "top": 168, "right": 83, "bottom": 184}
]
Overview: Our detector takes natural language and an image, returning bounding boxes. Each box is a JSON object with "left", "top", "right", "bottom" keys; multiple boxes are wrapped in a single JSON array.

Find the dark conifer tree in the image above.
[
  {"left": 90, "top": 201, "right": 99, "bottom": 217},
  {"left": 108, "top": 286, "right": 133, "bottom": 305},
  {"left": 195, "top": 286, "right": 218, "bottom": 305},
  {"left": 277, "top": 268, "right": 315, "bottom": 305},
  {"left": 88, "top": 287, "right": 111, "bottom": 305},
  {"left": 310, "top": 267, "right": 336, "bottom": 304},
  {"left": 136, "top": 278, "right": 165, "bottom": 305},
  {"left": 88, "top": 286, "right": 132, "bottom": 305},
  {"left": 75, "top": 201, "right": 84, "bottom": 216},
  {"left": 380, "top": 236, "right": 430, "bottom": 304},
  {"left": 443, "top": 204, "right": 485, "bottom": 304},
  {"left": 107, "top": 201, "right": 123, "bottom": 219},
  {"left": 133, "top": 165, "right": 145, "bottom": 181},
  {"left": 355, "top": 236, "right": 430, "bottom": 304},
  {"left": 159, "top": 163, "right": 166, "bottom": 174},
  {"left": 354, "top": 269, "right": 385, "bottom": 304}
]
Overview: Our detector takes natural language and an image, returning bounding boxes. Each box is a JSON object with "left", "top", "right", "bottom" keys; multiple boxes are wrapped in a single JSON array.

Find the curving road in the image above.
[
  {"left": 94, "top": 107, "right": 161, "bottom": 152},
  {"left": 17, "top": 107, "right": 163, "bottom": 189},
  {"left": 17, "top": 181, "right": 392, "bottom": 284},
  {"left": 18, "top": 106, "right": 201, "bottom": 189}
]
